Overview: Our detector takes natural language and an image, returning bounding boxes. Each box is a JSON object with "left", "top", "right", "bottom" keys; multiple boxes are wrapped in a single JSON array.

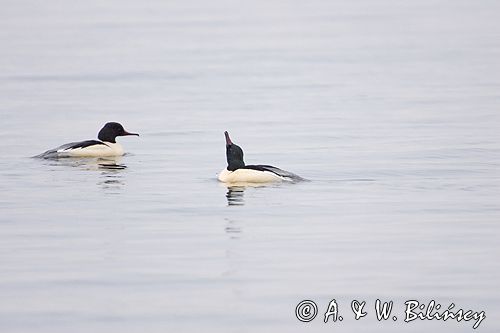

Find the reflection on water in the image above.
[
  {"left": 98, "top": 162, "right": 126, "bottom": 170},
  {"left": 225, "top": 186, "right": 246, "bottom": 206},
  {"left": 37, "top": 156, "right": 126, "bottom": 170},
  {"left": 95, "top": 158, "right": 127, "bottom": 194},
  {"left": 223, "top": 182, "right": 284, "bottom": 206},
  {"left": 36, "top": 156, "right": 127, "bottom": 193},
  {"left": 97, "top": 172, "right": 125, "bottom": 194},
  {"left": 224, "top": 218, "right": 242, "bottom": 239}
]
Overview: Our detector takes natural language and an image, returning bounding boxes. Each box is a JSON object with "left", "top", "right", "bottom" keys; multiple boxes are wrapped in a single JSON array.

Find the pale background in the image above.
[{"left": 1, "top": 0, "right": 499, "bottom": 332}]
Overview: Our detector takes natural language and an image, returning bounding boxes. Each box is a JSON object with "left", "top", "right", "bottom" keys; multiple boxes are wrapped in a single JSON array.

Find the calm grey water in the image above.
[{"left": 1, "top": 1, "right": 499, "bottom": 332}]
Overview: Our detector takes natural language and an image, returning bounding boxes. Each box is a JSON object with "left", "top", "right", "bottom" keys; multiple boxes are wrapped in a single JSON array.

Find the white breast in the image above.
[
  {"left": 218, "top": 168, "right": 283, "bottom": 183},
  {"left": 62, "top": 142, "right": 124, "bottom": 157}
]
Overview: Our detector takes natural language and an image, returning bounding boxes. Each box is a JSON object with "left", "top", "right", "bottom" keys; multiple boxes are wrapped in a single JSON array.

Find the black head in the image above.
[
  {"left": 97, "top": 122, "right": 139, "bottom": 143},
  {"left": 224, "top": 131, "right": 245, "bottom": 171}
]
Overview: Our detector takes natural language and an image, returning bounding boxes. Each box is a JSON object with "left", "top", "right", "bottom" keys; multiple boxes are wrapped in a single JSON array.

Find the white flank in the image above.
[
  {"left": 218, "top": 168, "right": 284, "bottom": 183},
  {"left": 61, "top": 142, "right": 124, "bottom": 157}
]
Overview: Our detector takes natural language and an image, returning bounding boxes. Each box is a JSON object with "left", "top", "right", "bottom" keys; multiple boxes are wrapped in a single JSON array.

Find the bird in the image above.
[
  {"left": 35, "top": 122, "right": 139, "bottom": 158},
  {"left": 218, "top": 131, "right": 304, "bottom": 183}
]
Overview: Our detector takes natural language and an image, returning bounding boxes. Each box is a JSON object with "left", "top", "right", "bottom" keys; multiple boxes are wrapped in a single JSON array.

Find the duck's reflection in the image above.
[
  {"left": 98, "top": 160, "right": 127, "bottom": 170},
  {"left": 224, "top": 217, "right": 242, "bottom": 239},
  {"left": 39, "top": 156, "right": 125, "bottom": 169},
  {"left": 38, "top": 156, "right": 127, "bottom": 193},
  {"left": 97, "top": 160, "right": 125, "bottom": 194},
  {"left": 226, "top": 186, "right": 246, "bottom": 206},
  {"left": 95, "top": 157, "right": 126, "bottom": 193},
  {"left": 221, "top": 182, "right": 272, "bottom": 206}
]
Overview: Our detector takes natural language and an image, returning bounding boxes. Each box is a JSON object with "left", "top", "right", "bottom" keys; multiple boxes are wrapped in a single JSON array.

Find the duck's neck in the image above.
[
  {"left": 103, "top": 141, "right": 124, "bottom": 155},
  {"left": 227, "top": 160, "right": 245, "bottom": 171}
]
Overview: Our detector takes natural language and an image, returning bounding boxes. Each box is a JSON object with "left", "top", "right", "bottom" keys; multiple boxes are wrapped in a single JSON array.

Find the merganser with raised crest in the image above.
[
  {"left": 36, "top": 122, "right": 139, "bottom": 158},
  {"left": 218, "top": 131, "right": 304, "bottom": 183}
]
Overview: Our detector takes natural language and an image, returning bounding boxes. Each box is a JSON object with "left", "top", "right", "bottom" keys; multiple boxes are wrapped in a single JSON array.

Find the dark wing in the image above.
[
  {"left": 243, "top": 164, "right": 306, "bottom": 182},
  {"left": 34, "top": 140, "right": 107, "bottom": 158},
  {"left": 59, "top": 140, "right": 106, "bottom": 150}
]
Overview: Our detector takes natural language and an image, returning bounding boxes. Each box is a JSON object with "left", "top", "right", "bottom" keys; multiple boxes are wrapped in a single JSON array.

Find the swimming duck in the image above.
[
  {"left": 218, "top": 131, "right": 304, "bottom": 183},
  {"left": 36, "top": 122, "right": 139, "bottom": 158}
]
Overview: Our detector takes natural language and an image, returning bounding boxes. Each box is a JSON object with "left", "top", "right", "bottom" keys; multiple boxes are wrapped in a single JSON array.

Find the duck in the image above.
[
  {"left": 36, "top": 122, "right": 139, "bottom": 158},
  {"left": 218, "top": 131, "right": 304, "bottom": 183}
]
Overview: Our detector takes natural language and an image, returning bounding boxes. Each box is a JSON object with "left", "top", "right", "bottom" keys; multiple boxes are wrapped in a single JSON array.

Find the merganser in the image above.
[
  {"left": 36, "top": 122, "right": 139, "bottom": 158},
  {"left": 218, "top": 131, "right": 304, "bottom": 183}
]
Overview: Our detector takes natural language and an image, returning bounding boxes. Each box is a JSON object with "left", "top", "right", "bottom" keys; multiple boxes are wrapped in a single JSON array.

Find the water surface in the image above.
[{"left": 1, "top": 1, "right": 499, "bottom": 332}]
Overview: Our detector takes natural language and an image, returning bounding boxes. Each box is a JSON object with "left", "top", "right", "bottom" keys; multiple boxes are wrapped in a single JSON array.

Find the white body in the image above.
[
  {"left": 218, "top": 168, "right": 284, "bottom": 183},
  {"left": 60, "top": 142, "right": 124, "bottom": 157}
]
